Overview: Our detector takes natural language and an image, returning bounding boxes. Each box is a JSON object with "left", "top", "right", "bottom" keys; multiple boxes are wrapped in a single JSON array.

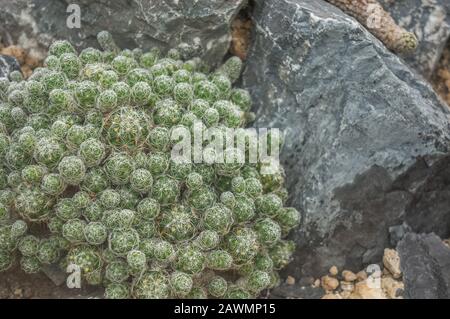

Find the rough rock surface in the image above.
[
  {"left": 269, "top": 283, "right": 324, "bottom": 299},
  {"left": 397, "top": 232, "right": 450, "bottom": 299},
  {"left": 0, "top": 0, "right": 246, "bottom": 66},
  {"left": 0, "top": 55, "right": 21, "bottom": 79},
  {"left": 243, "top": 0, "right": 450, "bottom": 278},
  {"left": 379, "top": 0, "right": 450, "bottom": 78}
]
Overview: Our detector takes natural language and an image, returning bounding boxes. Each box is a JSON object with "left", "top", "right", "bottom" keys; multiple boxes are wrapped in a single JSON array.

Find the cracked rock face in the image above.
[
  {"left": 0, "top": 0, "right": 245, "bottom": 66},
  {"left": 379, "top": 0, "right": 450, "bottom": 78},
  {"left": 0, "top": 55, "right": 20, "bottom": 79},
  {"left": 397, "top": 233, "right": 450, "bottom": 299},
  {"left": 243, "top": 0, "right": 450, "bottom": 278}
]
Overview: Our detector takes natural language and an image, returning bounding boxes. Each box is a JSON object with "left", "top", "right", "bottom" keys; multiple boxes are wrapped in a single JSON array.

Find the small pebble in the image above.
[
  {"left": 342, "top": 270, "right": 357, "bottom": 282},
  {"left": 321, "top": 292, "right": 342, "bottom": 299},
  {"left": 313, "top": 279, "right": 321, "bottom": 288},
  {"left": 340, "top": 281, "right": 354, "bottom": 292},
  {"left": 329, "top": 265, "right": 338, "bottom": 276},
  {"left": 13, "top": 288, "right": 23, "bottom": 298},
  {"left": 321, "top": 275, "right": 339, "bottom": 291},
  {"left": 286, "top": 276, "right": 295, "bottom": 285},
  {"left": 356, "top": 271, "right": 368, "bottom": 281}
]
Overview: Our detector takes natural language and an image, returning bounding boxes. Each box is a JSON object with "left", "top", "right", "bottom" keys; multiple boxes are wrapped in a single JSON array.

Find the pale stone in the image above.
[
  {"left": 329, "top": 265, "right": 339, "bottom": 276},
  {"left": 356, "top": 271, "right": 368, "bottom": 281},
  {"left": 286, "top": 276, "right": 296, "bottom": 285},
  {"left": 322, "top": 293, "right": 342, "bottom": 299},
  {"left": 340, "top": 281, "right": 355, "bottom": 292},
  {"left": 383, "top": 248, "right": 402, "bottom": 279},
  {"left": 349, "top": 280, "right": 387, "bottom": 299},
  {"left": 382, "top": 276, "right": 404, "bottom": 299},
  {"left": 342, "top": 270, "right": 357, "bottom": 282},
  {"left": 321, "top": 275, "right": 339, "bottom": 292}
]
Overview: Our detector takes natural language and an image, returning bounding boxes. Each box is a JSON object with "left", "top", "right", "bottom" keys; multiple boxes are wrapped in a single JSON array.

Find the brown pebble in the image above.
[
  {"left": 321, "top": 275, "right": 339, "bottom": 291},
  {"left": 342, "top": 270, "right": 357, "bottom": 282},
  {"left": 340, "top": 281, "right": 355, "bottom": 292},
  {"left": 340, "top": 291, "right": 352, "bottom": 299},
  {"left": 13, "top": 288, "right": 23, "bottom": 298},
  {"left": 321, "top": 292, "right": 342, "bottom": 299},
  {"left": 313, "top": 279, "right": 321, "bottom": 288},
  {"left": 356, "top": 271, "right": 368, "bottom": 281},
  {"left": 286, "top": 276, "right": 295, "bottom": 285},
  {"left": 329, "top": 265, "right": 338, "bottom": 276}
]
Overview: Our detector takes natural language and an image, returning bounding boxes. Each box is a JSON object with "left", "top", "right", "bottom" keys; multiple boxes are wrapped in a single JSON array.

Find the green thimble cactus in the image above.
[
  {"left": 131, "top": 81, "right": 154, "bottom": 105},
  {"left": 41, "top": 173, "right": 66, "bottom": 195},
  {"left": 0, "top": 250, "right": 14, "bottom": 271},
  {"left": 99, "top": 189, "right": 121, "bottom": 209},
  {"left": 84, "top": 222, "right": 108, "bottom": 245},
  {"left": 226, "top": 227, "right": 259, "bottom": 265},
  {"left": 187, "top": 286, "right": 208, "bottom": 299},
  {"left": 105, "top": 260, "right": 130, "bottom": 283},
  {"left": 152, "top": 239, "right": 175, "bottom": 263},
  {"left": 62, "top": 219, "right": 86, "bottom": 243},
  {"left": 20, "top": 255, "right": 42, "bottom": 274},
  {"left": 104, "top": 153, "right": 135, "bottom": 185},
  {"left": 127, "top": 249, "right": 147, "bottom": 274},
  {"left": 194, "top": 230, "right": 220, "bottom": 251},
  {"left": 58, "top": 156, "right": 86, "bottom": 185},
  {"left": 55, "top": 198, "right": 80, "bottom": 221},
  {"left": 208, "top": 276, "right": 228, "bottom": 298},
  {"left": 255, "top": 193, "right": 283, "bottom": 217},
  {"left": 175, "top": 245, "right": 205, "bottom": 274},
  {"left": 202, "top": 204, "right": 233, "bottom": 235},
  {"left": 0, "top": 203, "right": 10, "bottom": 223},
  {"left": 253, "top": 218, "right": 282, "bottom": 246},
  {"left": 206, "top": 249, "right": 233, "bottom": 271},
  {"left": 269, "top": 240, "right": 295, "bottom": 270},
  {"left": 18, "top": 235, "right": 39, "bottom": 256},
  {"left": 136, "top": 197, "right": 160, "bottom": 220},
  {"left": 67, "top": 245, "right": 102, "bottom": 275},
  {"left": 108, "top": 228, "right": 140, "bottom": 257},
  {"left": 49, "top": 40, "right": 76, "bottom": 57},
  {"left": 105, "top": 283, "right": 131, "bottom": 299},
  {"left": 11, "top": 220, "right": 28, "bottom": 238},
  {"left": 37, "top": 238, "right": 60, "bottom": 264},
  {"left": 133, "top": 271, "right": 170, "bottom": 299},
  {"left": 130, "top": 169, "right": 153, "bottom": 193},
  {"left": 170, "top": 271, "right": 193, "bottom": 297},
  {"left": 72, "top": 191, "right": 91, "bottom": 209},
  {"left": 152, "top": 176, "right": 180, "bottom": 206},
  {"left": 246, "top": 270, "right": 270, "bottom": 294}
]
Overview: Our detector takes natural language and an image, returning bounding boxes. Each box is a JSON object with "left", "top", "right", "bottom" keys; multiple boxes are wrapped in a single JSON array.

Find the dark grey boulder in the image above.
[
  {"left": 379, "top": 0, "right": 450, "bottom": 78},
  {"left": 0, "top": 0, "right": 246, "bottom": 66},
  {"left": 243, "top": 0, "right": 450, "bottom": 277},
  {"left": 397, "top": 232, "right": 450, "bottom": 299},
  {"left": 0, "top": 55, "right": 21, "bottom": 79}
]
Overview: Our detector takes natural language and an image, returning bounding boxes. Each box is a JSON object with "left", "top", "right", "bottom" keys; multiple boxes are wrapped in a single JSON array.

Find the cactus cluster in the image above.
[{"left": 0, "top": 31, "right": 299, "bottom": 299}]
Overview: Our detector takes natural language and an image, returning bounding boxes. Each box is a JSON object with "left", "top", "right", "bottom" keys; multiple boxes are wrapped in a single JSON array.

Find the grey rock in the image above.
[
  {"left": 41, "top": 264, "right": 68, "bottom": 286},
  {"left": 389, "top": 222, "right": 412, "bottom": 247},
  {"left": 269, "top": 283, "right": 324, "bottom": 299},
  {"left": 243, "top": 0, "right": 450, "bottom": 277},
  {"left": 397, "top": 232, "right": 450, "bottom": 299},
  {"left": 379, "top": 0, "right": 450, "bottom": 78},
  {"left": 0, "top": 55, "right": 21, "bottom": 79},
  {"left": 0, "top": 0, "right": 246, "bottom": 66}
]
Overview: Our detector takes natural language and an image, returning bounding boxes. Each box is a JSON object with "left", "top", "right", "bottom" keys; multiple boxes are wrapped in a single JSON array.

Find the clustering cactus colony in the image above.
[{"left": 0, "top": 31, "right": 299, "bottom": 299}]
